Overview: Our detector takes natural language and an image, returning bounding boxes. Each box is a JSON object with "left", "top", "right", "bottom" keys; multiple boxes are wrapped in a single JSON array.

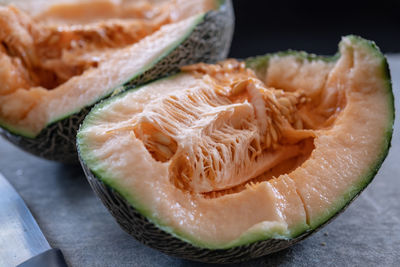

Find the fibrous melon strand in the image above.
[
  {"left": 130, "top": 60, "right": 316, "bottom": 195},
  {"left": 0, "top": 2, "right": 172, "bottom": 91},
  {"left": 202, "top": 137, "right": 315, "bottom": 199}
]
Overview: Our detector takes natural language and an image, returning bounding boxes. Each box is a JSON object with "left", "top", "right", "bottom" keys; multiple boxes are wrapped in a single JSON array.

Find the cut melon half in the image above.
[
  {"left": 77, "top": 36, "right": 394, "bottom": 263},
  {"left": 0, "top": 0, "right": 234, "bottom": 163}
]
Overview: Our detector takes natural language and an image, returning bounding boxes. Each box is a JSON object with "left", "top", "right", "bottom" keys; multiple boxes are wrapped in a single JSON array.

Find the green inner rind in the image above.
[
  {"left": 78, "top": 35, "right": 394, "bottom": 249},
  {"left": 287, "top": 220, "right": 310, "bottom": 239},
  {"left": 0, "top": 118, "right": 37, "bottom": 138}
]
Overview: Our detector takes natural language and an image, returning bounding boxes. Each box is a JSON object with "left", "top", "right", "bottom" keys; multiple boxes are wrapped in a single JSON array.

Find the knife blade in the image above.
[{"left": 0, "top": 172, "right": 67, "bottom": 267}]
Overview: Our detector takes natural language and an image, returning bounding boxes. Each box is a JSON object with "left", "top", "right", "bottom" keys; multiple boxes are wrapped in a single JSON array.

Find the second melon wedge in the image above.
[{"left": 0, "top": 0, "right": 233, "bottom": 163}]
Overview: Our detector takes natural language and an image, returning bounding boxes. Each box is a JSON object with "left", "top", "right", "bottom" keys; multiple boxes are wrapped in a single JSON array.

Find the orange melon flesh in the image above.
[
  {"left": 0, "top": 0, "right": 214, "bottom": 137},
  {"left": 278, "top": 41, "right": 392, "bottom": 228},
  {"left": 77, "top": 36, "right": 392, "bottom": 248}
]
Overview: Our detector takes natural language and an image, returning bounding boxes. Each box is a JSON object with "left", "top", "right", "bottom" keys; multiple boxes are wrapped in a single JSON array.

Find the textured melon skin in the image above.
[
  {"left": 81, "top": 157, "right": 374, "bottom": 264},
  {"left": 78, "top": 36, "right": 394, "bottom": 263},
  {"left": 0, "top": 0, "right": 234, "bottom": 164},
  {"left": 81, "top": 161, "right": 307, "bottom": 263}
]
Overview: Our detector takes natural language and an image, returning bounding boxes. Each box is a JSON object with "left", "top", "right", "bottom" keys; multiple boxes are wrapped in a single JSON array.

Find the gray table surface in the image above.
[{"left": 1, "top": 55, "right": 399, "bottom": 267}]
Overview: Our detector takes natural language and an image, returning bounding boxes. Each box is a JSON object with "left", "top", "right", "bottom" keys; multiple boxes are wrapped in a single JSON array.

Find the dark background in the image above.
[{"left": 228, "top": 0, "right": 400, "bottom": 58}]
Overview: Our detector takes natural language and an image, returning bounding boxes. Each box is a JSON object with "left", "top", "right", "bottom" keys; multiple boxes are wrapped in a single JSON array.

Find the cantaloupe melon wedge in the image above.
[
  {"left": 77, "top": 36, "right": 394, "bottom": 263},
  {"left": 0, "top": 0, "right": 233, "bottom": 163}
]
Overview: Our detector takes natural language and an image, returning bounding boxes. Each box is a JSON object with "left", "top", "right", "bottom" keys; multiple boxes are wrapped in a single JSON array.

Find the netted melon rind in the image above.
[
  {"left": 0, "top": 0, "right": 234, "bottom": 163},
  {"left": 0, "top": 107, "right": 91, "bottom": 163},
  {"left": 82, "top": 150, "right": 380, "bottom": 263},
  {"left": 80, "top": 157, "right": 307, "bottom": 263}
]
